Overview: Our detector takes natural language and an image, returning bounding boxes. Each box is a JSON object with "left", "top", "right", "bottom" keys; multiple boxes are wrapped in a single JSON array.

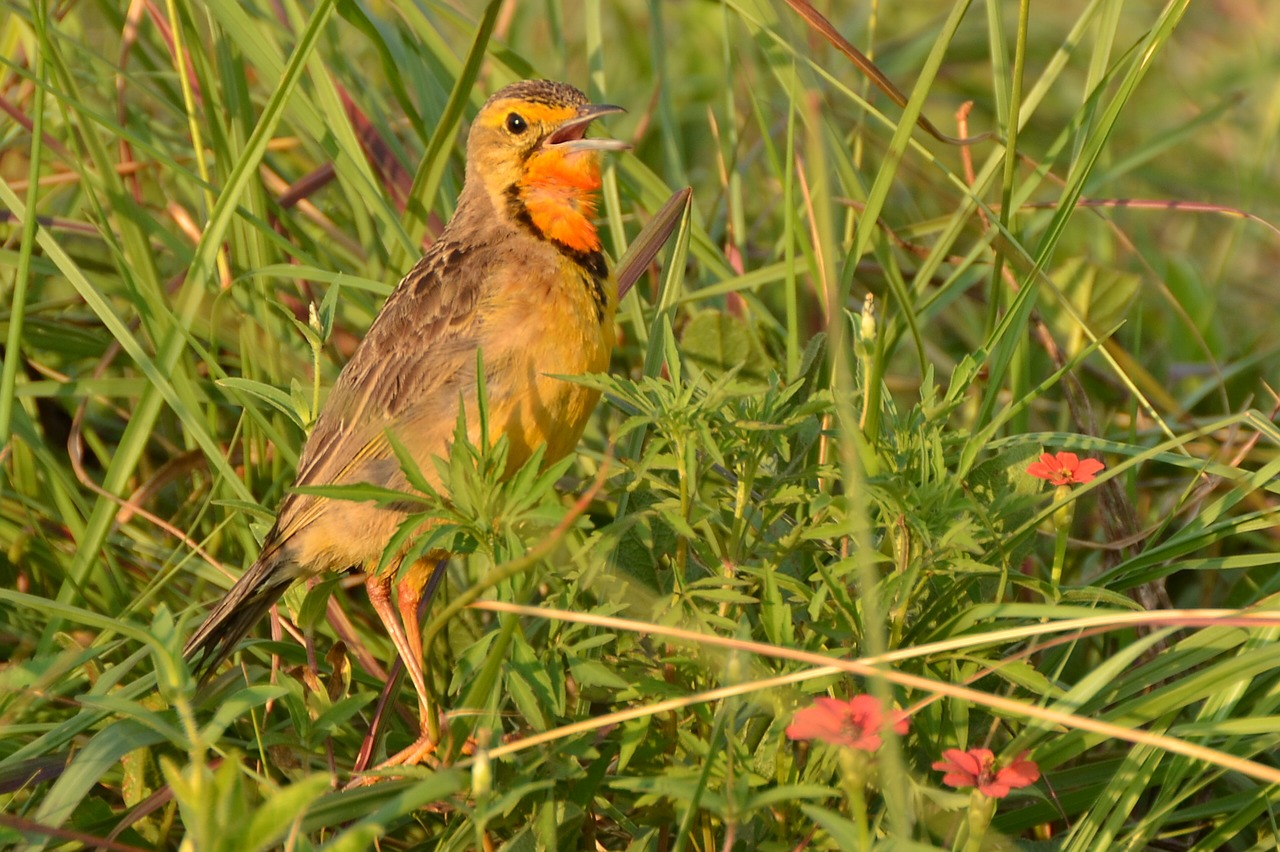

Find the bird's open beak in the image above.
[{"left": 546, "top": 103, "right": 629, "bottom": 152}]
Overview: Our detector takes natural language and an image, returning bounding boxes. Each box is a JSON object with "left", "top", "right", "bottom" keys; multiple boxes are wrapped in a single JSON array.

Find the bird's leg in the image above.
[
  {"left": 362, "top": 566, "right": 436, "bottom": 770},
  {"left": 358, "top": 558, "right": 448, "bottom": 776},
  {"left": 365, "top": 566, "right": 433, "bottom": 721},
  {"left": 396, "top": 562, "right": 433, "bottom": 730}
]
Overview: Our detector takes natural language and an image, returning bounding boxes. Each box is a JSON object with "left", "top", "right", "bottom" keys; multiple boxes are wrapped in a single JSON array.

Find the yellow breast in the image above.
[{"left": 483, "top": 254, "right": 616, "bottom": 473}]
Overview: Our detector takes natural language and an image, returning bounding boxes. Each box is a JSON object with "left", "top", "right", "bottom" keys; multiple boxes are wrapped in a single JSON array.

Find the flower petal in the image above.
[
  {"left": 838, "top": 695, "right": 886, "bottom": 750},
  {"left": 977, "top": 778, "right": 1012, "bottom": 798},
  {"left": 932, "top": 748, "right": 985, "bottom": 788},
  {"left": 846, "top": 694, "right": 883, "bottom": 728},
  {"left": 786, "top": 699, "right": 847, "bottom": 743},
  {"left": 996, "top": 753, "right": 1041, "bottom": 789},
  {"left": 1071, "top": 458, "right": 1105, "bottom": 483},
  {"left": 1026, "top": 453, "right": 1060, "bottom": 481},
  {"left": 961, "top": 748, "right": 992, "bottom": 773}
]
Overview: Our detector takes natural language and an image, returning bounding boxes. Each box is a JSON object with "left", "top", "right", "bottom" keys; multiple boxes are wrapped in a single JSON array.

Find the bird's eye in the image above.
[{"left": 505, "top": 113, "right": 528, "bottom": 134}]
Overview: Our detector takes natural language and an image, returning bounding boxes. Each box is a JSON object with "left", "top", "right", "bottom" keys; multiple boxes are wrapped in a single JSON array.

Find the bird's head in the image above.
[{"left": 465, "top": 80, "right": 627, "bottom": 254}]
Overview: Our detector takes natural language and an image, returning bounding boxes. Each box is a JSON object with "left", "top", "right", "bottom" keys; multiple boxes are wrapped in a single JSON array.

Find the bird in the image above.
[{"left": 184, "top": 79, "right": 627, "bottom": 766}]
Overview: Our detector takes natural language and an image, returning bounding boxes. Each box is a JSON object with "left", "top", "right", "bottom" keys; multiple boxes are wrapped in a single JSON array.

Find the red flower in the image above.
[
  {"left": 1027, "top": 451, "right": 1104, "bottom": 486},
  {"left": 932, "top": 748, "right": 1040, "bottom": 798},
  {"left": 786, "top": 694, "right": 909, "bottom": 751}
]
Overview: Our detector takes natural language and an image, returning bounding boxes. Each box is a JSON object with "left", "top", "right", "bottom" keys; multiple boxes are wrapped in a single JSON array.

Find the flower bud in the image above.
[
  {"left": 471, "top": 749, "right": 491, "bottom": 798},
  {"left": 1052, "top": 484, "right": 1074, "bottom": 530},
  {"left": 860, "top": 294, "right": 876, "bottom": 343}
]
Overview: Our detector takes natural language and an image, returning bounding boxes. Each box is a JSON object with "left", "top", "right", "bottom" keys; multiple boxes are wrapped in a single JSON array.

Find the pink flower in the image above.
[
  {"left": 932, "top": 748, "right": 1040, "bottom": 798},
  {"left": 1027, "top": 451, "right": 1104, "bottom": 486},
  {"left": 786, "top": 695, "right": 910, "bottom": 751}
]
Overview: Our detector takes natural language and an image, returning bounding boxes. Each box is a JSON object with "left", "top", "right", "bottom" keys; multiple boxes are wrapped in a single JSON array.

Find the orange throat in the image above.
[{"left": 516, "top": 150, "right": 603, "bottom": 254}]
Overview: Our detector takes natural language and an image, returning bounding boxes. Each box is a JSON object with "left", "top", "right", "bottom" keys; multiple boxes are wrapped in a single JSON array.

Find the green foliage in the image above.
[{"left": 3, "top": 1, "right": 1280, "bottom": 849}]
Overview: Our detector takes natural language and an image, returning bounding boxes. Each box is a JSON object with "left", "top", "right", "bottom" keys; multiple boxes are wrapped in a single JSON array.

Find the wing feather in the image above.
[{"left": 271, "top": 237, "right": 483, "bottom": 544}]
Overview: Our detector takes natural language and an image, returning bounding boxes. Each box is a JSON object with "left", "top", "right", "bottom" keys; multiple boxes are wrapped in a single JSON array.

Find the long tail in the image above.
[{"left": 184, "top": 546, "right": 297, "bottom": 680}]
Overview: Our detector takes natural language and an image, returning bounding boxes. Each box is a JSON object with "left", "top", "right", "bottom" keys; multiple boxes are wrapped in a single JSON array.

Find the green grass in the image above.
[{"left": 3, "top": 0, "right": 1280, "bottom": 848}]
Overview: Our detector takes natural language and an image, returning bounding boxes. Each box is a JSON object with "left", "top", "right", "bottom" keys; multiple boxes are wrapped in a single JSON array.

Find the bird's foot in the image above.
[{"left": 344, "top": 734, "right": 440, "bottom": 788}]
